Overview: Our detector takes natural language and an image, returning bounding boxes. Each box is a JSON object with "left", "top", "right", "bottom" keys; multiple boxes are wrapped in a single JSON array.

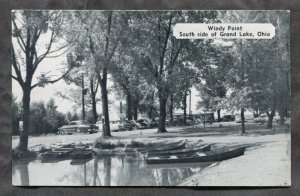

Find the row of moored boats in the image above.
[
  {"left": 140, "top": 140, "right": 246, "bottom": 164},
  {"left": 39, "top": 140, "right": 246, "bottom": 165}
]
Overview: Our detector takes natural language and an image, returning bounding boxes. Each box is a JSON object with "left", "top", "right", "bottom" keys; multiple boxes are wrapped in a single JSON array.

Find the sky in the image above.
[
  {"left": 11, "top": 14, "right": 234, "bottom": 121},
  {"left": 11, "top": 51, "right": 202, "bottom": 121}
]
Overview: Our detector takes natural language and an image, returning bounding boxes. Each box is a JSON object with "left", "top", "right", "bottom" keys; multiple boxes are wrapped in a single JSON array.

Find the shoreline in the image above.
[{"left": 12, "top": 123, "right": 291, "bottom": 186}]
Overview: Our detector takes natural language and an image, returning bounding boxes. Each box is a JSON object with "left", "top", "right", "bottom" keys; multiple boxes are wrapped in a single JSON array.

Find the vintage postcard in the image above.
[{"left": 12, "top": 10, "right": 290, "bottom": 186}]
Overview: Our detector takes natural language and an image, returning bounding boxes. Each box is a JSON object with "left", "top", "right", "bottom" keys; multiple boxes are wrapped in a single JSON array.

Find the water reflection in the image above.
[
  {"left": 103, "top": 156, "right": 111, "bottom": 186},
  {"left": 12, "top": 161, "right": 30, "bottom": 186},
  {"left": 12, "top": 155, "right": 214, "bottom": 186},
  {"left": 93, "top": 156, "right": 98, "bottom": 186}
]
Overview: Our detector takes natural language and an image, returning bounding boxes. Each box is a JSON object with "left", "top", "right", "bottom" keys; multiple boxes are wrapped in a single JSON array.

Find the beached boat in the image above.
[
  {"left": 146, "top": 144, "right": 212, "bottom": 157},
  {"left": 139, "top": 140, "right": 186, "bottom": 153},
  {"left": 145, "top": 146, "right": 246, "bottom": 164},
  {"left": 41, "top": 147, "right": 74, "bottom": 160}
]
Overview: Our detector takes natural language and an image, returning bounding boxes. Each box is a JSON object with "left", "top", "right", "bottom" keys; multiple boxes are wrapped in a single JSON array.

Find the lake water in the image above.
[{"left": 12, "top": 155, "right": 215, "bottom": 186}]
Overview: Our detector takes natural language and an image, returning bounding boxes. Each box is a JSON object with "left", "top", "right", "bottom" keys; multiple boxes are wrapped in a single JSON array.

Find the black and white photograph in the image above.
[{"left": 11, "top": 10, "right": 290, "bottom": 186}]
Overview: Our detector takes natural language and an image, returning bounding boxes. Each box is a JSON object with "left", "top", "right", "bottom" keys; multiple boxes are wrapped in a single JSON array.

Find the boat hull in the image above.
[
  {"left": 41, "top": 147, "right": 74, "bottom": 160},
  {"left": 146, "top": 147, "right": 246, "bottom": 164},
  {"left": 139, "top": 140, "right": 186, "bottom": 153},
  {"left": 147, "top": 144, "right": 212, "bottom": 157}
]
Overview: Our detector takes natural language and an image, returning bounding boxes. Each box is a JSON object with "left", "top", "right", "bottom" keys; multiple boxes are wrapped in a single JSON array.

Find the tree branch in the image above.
[
  {"left": 171, "top": 41, "right": 183, "bottom": 66},
  {"left": 88, "top": 33, "right": 103, "bottom": 83},
  {"left": 159, "top": 14, "right": 173, "bottom": 75},
  {"left": 95, "top": 79, "right": 99, "bottom": 94},
  {"left": 143, "top": 56, "right": 158, "bottom": 79},
  {"left": 108, "top": 29, "right": 123, "bottom": 61},
  {"left": 12, "top": 17, "right": 26, "bottom": 51},
  {"left": 12, "top": 75, "right": 22, "bottom": 85},
  {"left": 12, "top": 45, "right": 24, "bottom": 87},
  {"left": 104, "top": 11, "right": 112, "bottom": 58},
  {"left": 31, "top": 65, "right": 73, "bottom": 89},
  {"left": 31, "top": 28, "right": 43, "bottom": 47},
  {"left": 34, "top": 31, "right": 55, "bottom": 69}
]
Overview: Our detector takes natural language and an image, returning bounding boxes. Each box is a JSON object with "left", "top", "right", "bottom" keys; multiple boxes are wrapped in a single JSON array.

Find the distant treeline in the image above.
[{"left": 12, "top": 98, "right": 97, "bottom": 136}]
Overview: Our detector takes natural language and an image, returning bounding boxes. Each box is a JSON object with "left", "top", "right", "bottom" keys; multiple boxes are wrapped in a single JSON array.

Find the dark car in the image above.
[
  {"left": 135, "top": 119, "right": 150, "bottom": 129},
  {"left": 149, "top": 118, "right": 159, "bottom": 128},
  {"left": 166, "top": 117, "right": 185, "bottom": 126},
  {"left": 119, "top": 120, "right": 135, "bottom": 131},
  {"left": 222, "top": 115, "right": 235, "bottom": 122},
  {"left": 58, "top": 120, "right": 98, "bottom": 135}
]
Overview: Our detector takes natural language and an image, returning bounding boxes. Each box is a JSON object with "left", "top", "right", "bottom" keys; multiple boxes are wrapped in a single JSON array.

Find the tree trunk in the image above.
[
  {"left": 169, "top": 94, "right": 173, "bottom": 119},
  {"left": 148, "top": 107, "right": 153, "bottom": 120},
  {"left": 240, "top": 39, "right": 245, "bottom": 134},
  {"left": 90, "top": 80, "right": 98, "bottom": 124},
  {"left": 100, "top": 72, "right": 111, "bottom": 137},
  {"left": 268, "top": 95, "right": 278, "bottom": 128},
  {"left": 81, "top": 74, "right": 85, "bottom": 121},
  {"left": 217, "top": 109, "right": 221, "bottom": 122},
  {"left": 148, "top": 91, "right": 155, "bottom": 120},
  {"left": 279, "top": 107, "right": 285, "bottom": 125},
  {"left": 202, "top": 112, "right": 206, "bottom": 128},
  {"left": 126, "top": 91, "right": 132, "bottom": 120},
  {"left": 158, "top": 94, "right": 168, "bottom": 133},
  {"left": 18, "top": 87, "right": 31, "bottom": 152},
  {"left": 241, "top": 108, "right": 245, "bottom": 134},
  {"left": 183, "top": 92, "right": 187, "bottom": 124},
  {"left": 267, "top": 109, "right": 276, "bottom": 129},
  {"left": 133, "top": 102, "right": 138, "bottom": 120},
  {"left": 91, "top": 94, "right": 97, "bottom": 123}
]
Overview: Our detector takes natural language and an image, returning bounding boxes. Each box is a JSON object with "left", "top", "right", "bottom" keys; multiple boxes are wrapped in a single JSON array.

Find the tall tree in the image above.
[
  {"left": 110, "top": 50, "right": 136, "bottom": 120},
  {"left": 12, "top": 11, "right": 76, "bottom": 151},
  {"left": 69, "top": 11, "right": 129, "bottom": 136},
  {"left": 131, "top": 11, "right": 218, "bottom": 133},
  {"left": 196, "top": 43, "right": 232, "bottom": 122},
  {"left": 60, "top": 51, "right": 100, "bottom": 124},
  {"left": 221, "top": 10, "right": 290, "bottom": 130}
]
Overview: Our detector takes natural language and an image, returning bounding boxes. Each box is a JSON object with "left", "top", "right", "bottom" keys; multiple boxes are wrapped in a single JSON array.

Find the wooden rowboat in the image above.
[
  {"left": 146, "top": 144, "right": 212, "bottom": 157},
  {"left": 145, "top": 147, "right": 246, "bottom": 164},
  {"left": 139, "top": 140, "right": 186, "bottom": 153},
  {"left": 41, "top": 147, "right": 74, "bottom": 160}
]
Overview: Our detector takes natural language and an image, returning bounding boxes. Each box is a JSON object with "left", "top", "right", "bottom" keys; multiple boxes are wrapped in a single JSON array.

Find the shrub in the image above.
[{"left": 126, "top": 139, "right": 154, "bottom": 148}]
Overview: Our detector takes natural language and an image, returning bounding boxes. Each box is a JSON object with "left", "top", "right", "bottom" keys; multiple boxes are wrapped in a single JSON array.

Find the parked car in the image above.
[
  {"left": 119, "top": 120, "right": 135, "bottom": 131},
  {"left": 274, "top": 115, "right": 287, "bottom": 123},
  {"left": 136, "top": 119, "right": 151, "bottom": 128},
  {"left": 149, "top": 118, "right": 159, "bottom": 128},
  {"left": 235, "top": 114, "right": 253, "bottom": 123},
  {"left": 58, "top": 120, "right": 98, "bottom": 135},
  {"left": 111, "top": 121, "right": 123, "bottom": 132},
  {"left": 130, "top": 119, "right": 149, "bottom": 129},
  {"left": 235, "top": 117, "right": 248, "bottom": 123},
  {"left": 222, "top": 115, "right": 235, "bottom": 122},
  {"left": 274, "top": 115, "right": 280, "bottom": 123},
  {"left": 253, "top": 114, "right": 268, "bottom": 123},
  {"left": 95, "top": 120, "right": 121, "bottom": 132},
  {"left": 166, "top": 117, "right": 185, "bottom": 126},
  {"left": 253, "top": 114, "right": 281, "bottom": 124},
  {"left": 180, "top": 116, "right": 196, "bottom": 125}
]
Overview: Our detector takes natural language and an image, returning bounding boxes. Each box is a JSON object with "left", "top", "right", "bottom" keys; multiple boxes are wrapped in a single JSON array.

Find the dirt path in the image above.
[{"left": 179, "top": 132, "right": 290, "bottom": 186}]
